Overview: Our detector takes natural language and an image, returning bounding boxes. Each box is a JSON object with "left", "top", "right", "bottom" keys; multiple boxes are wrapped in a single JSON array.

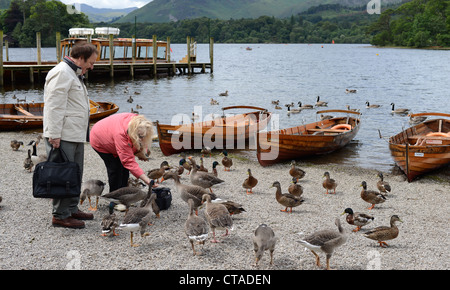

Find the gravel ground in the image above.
[{"left": 0, "top": 130, "right": 449, "bottom": 270}]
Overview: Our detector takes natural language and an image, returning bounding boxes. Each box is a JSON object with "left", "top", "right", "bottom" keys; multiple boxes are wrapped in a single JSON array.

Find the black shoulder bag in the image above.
[{"left": 32, "top": 147, "right": 81, "bottom": 199}]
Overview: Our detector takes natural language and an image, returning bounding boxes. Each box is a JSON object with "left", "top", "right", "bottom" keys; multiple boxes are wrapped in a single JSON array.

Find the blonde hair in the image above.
[{"left": 128, "top": 115, "right": 154, "bottom": 152}]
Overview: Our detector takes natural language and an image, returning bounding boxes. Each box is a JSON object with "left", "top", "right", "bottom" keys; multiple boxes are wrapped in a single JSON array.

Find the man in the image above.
[{"left": 43, "top": 42, "right": 98, "bottom": 229}]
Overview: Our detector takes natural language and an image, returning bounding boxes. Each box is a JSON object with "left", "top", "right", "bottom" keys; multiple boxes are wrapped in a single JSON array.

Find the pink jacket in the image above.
[{"left": 90, "top": 113, "right": 144, "bottom": 178}]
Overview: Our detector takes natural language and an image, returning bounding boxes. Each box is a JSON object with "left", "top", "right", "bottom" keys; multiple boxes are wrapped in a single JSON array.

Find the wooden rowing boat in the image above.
[
  {"left": 256, "top": 109, "right": 361, "bottom": 166},
  {"left": 388, "top": 112, "right": 450, "bottom": 182},
  {"left": 155, "top": 105, "right": 272, "bottom": 156},
  {"left": 0, "top": 100, "right": 119, "bottom": 131}
]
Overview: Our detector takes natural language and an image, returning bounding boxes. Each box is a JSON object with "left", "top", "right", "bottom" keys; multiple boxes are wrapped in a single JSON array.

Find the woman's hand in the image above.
[{"left": 49, "top": 138, "right": 61, "bottom": 148}]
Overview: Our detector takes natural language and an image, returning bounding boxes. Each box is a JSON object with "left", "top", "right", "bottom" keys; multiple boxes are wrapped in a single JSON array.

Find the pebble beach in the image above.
[{"left": 0, "top": 130, "right": 449, "bottom": 271}]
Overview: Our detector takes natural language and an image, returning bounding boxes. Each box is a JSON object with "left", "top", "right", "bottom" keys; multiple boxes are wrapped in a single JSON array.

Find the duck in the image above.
[
  {"left": 219, "top": 90, "right": 228, "bottom": 96},
  {"left": 253, "top": 224, "right": 277, "bottom": 267},
  {"left": 376, "top": 172, "right": 391, "bottom": 195},
  {"left": 298, "top": 101, "right": 314, "bottom": 109},
  {"left": 286, "top": 104, "right": 301, "bottom": 114},
  {"left": 271, "top": 100, "right": 280, "bottom": 105},
  {"left": 201, "top": 146, "right": 212, "bottom": 157},
  {"left": 198, "top": 157, "right": 208, "bottom": 172},
  {"left": 390, "top": 103, "right": 410, "bottom": 115},
  {"left": 220, "top": 150, "right": 233, "bottom": 171},
  {"left": 211, "top": 161, "right": 220, "bottom": 177},
  {"left": 146, "top": 161, "right": 170, "bottom": 183},
  {"left": 345, "top": 105, "right": 360, "bottom": 112},
  {"left": 127, "top": 96, "right": 133, "bottom": 103},
  {"left": 315, "top": 96, "right": 328, "bottom": 107},
  {"left": 289, "top": 160, "right": 306, "bottom": 182},
  {"left": 341, "top": 208, "right": 374, "bottom": 232},
  {"left": 360, "top": 181, "right": 386, "bottom": 210},
  {"left": 214, "top": 199, "right": 246, "bottom": 215},
  {"left": 364, "top": 215, "right": 402, "bottom": 248},
  {"left": 28, "top": 140, "right": 47, "bottom": 165},
  {"left": 345, "top": 89, "right": 357, "bottom": 93},
  {"left": 10, "top": 140, "right": 24, "bottom": 151},
  {"left": 101, "top": 202, "right": 119, "bottom": 237},
  {"left": 210, "top": 98, "right": 219, "bottom": 105},
  {"left": 139, "top": 188, "right": 161, "bottom": 219},
  {"left": 180, "top": 158, "right": 192, "bottom": 175},
  {"left": 274, "top": 105, "right": 282, "bottom": 110},
  {"left": 320, "top": 114, "right": 334, "bottom": 121},
  {"left": 242, "top": 168, "right": 258, "bottom": 194},
  {"left": 322, "top": 171, "right": 337, "bottom": 194},
  {"left": 118, "top": 192, "right": 157, "bottom": 247},
  {"left": 365, "top": 101, "right": 381, "bottom": 108},
  {"left": 23, "top": 149, "right": 33, "bottom": 172},
  {"left": 191, "top": 112, "right": 199, "bottom": 122},
  {"left": 202, "top": 194, "right": 234, "bottom": 243},
  {"left": 80, "top": 179, "right": 106, "bottom": 211},
  {"left": 408, "top": 113, "right": 427, "bottom": 125},
  {"left": 135, "top": 104, "right": 143, "bottom": 110},
  {"left": 101, "top": 185, "right": 152, "bottom": 213},
  {"left": 298, "top": 218, "right": 348, "bottom": 270},
  {"left": 185, "top": 199, "right": 209, "bottom": 256},
  {"left": 288, "top": 177, "right": 303, "bottom": 197},
  {"left": 188, "top": 157, "right": 224, "bottom": 193},
  {"left": 161, "top": 171, "right": 215, "bottom": 215},
  {"left": 271, "top": 181, "right": 304, "bottom": 213}
]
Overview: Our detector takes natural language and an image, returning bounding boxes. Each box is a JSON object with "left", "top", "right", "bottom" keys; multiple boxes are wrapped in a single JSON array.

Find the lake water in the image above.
[{"left": 2, "top": 43, "right": 449, "bottom": 173}]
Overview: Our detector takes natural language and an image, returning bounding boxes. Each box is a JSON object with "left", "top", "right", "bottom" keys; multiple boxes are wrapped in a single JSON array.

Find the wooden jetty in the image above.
[{"left": 0, "top": 29, "right": 213, "bottom": 86}]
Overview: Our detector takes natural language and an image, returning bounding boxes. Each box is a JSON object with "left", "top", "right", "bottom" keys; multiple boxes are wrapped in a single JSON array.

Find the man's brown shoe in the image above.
[
  {"left": 71, "top": 210, "right": 94, "bottom": 220},
  {"left": 52, "top": 217, "right": 85, "bottom": 229}
]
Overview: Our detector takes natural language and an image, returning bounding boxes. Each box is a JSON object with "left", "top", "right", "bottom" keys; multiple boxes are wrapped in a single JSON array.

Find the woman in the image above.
[{"left": 90, "top": 113, "right": 154, "bottom": 192}]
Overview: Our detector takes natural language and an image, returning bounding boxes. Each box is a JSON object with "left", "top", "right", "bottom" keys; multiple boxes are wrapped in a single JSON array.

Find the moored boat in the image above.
[
  {"left": 155, "top": 105, "right": 272, "bottom": 156},
  {"left": 0, "top": 100, "right": 119, "bottom": 131},
  {"left": 256, "top": 109, "right": 361, "bottom": 166},
  {"left": 388, "top": 112, "right": 450, "bottom": 182}
]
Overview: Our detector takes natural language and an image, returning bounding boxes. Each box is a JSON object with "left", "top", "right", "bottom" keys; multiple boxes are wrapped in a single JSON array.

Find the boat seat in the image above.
[{"left": 307, "top": 128, "right": 349, "bottom": 133}]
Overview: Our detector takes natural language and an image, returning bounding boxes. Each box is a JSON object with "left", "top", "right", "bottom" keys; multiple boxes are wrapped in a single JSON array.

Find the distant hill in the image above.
[
  {"left": 78, "top": 4, "right": 138, "bottom": 23},
  {"left": 115, "top": 0, "right": 407, "bottom": 23}
]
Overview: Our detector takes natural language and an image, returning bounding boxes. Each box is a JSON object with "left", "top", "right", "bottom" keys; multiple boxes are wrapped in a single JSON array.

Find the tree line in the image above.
[{"left": 0, "top": 0, "right": 448, "bottom": 48}]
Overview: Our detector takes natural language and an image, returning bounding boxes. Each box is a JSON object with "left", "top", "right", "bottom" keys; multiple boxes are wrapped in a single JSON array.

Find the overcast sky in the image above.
[{"left": 60, "top": 0, "right": 152, "bottom": 9}]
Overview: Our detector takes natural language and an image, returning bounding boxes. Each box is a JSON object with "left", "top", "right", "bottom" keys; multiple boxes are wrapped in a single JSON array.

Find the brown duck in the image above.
[
  {"left": 341, "top": 208, "right": 374, "bottom": 232},
  {"left": 376, "top": 172, "right": 391, "bottom": 195},
  {"left": 288, "top": 177, "right": 303, "bottom": 197},
  {"left": 242, "top": 168, "right": 258, "bottom": 194},
  {"left": 220, "top": 150, "right": 233, "bottom": 171},
  {"left": 360, "top": 181, "right": 386, "bottom": 210},
  {"left": 289, "top": 160, "right": 306, "bottom": 182},
  {"left": 271, "top": 181, "right": 304, "bottom": 213},
  {"left": 364, "top": 215, "right": 402, "bottom": 247},
  {"left": 147, "top": 161, "right": 170, "bottom": 183},
  {"left": 322, "top": 171, "right": 337, "bottom": 194}
]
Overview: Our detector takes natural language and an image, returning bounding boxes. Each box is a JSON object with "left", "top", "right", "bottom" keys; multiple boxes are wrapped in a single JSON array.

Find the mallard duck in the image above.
[
  {"left": 101, "top": 186, "right": 150, "bottom": 213},
  {"left": 288, "top": 177, "right": 303, "bottom": 197},
  {"left": 298, "top": 218, "right": 348, "bottom": 270},
  {"left": 242, "top": 168, "right": 258, "bottom": 194},
  {"left": 253, "top": 224, "right": 277, "bottom": 266},
  {"left": 10, "top": 140, "right": 24, "bottom": 151},
  {"left": 23, "top": 149, "right": 33, "bottom": 172},
  {"left": 298, "top": 101, "right": 314, "bottom": 109},
  {"left": 376, "top": 172, "right": 391, "bottom": 195},
  {"left": 28, "top": 140, "right": 47, "bottom": 165},
  {"left": 212, "top": 161, "right": 220, "bottom": 177},
  {"left": 80, "top": 179, "right": 106, "bottom": 211},
  {"left": 315, "top": 96, "right": 328, "bottom": 107},
  {"left": 146, "top": 161, "right": 170, "bottom": 183},
  {"left": 140, "top": 188, "right": 161, "bottom": 219},
  {"left": 188, "top": 157, "right": 224, "bottom": 193},
  {"left": 219, "top": 90, "right": 228, "bottom": 96},
  {"left": 198, "top": 157, "right": 208, "bottom": 172},
  {"left": 360, "top": 181, "right": 386, "bottom": 210},
  {"left": 210, "top": 98, "right": 219, "bottom": 105},
  {"left": 271, "top": 100, "right": 280, "bottom": 105},
  {"left": 136, "top": 104, "right": 143, "bottom": 110},
  {"left": 220, "top": 150, "right": 233, "bottom": 171},
  {"left": 161, "top": 171, "right": 215, "bottom": 215},
  {"left": 341, "top": 208, "right": 374, "bottom": 232},
  {"left": 180, "top": 158, "right": 192, "bottom": 175},
  {"left": 185, "top": 199, "right": 209, "bottom": 256},
  {"left": 390, "top": 103, "right": 410, "bottom": 115},
  {"left": 289, "top": 160, "right": 306, "bottom": 182},
  {"left": 127, "top": 95, "right": 133, "bottom": 103},
  {"left": 201, "top": 146, "right": 212, "bottom": 157},
  {"left": 274, "top": 105, "right": 282, "bottom": 110},
  {"left": 345, "top": 89, "right": 357, "bottom": 93},
  {"left": 101, "top": 202, "right": 119, "bottom": 237},
  {"left": 271, "top": 181, "right": 304, "bottom": 213},
  {"left": 364, "top": 215, "right": 402, "bottom": 248},
  {"left": 322, "top": 171, "right": 337, "bottom": 194},
  {"left": 118, "top": 192, "right": 157, "bottom": 247},
  {"left": 202, "top": 194, "right": 234, "bottom": 243},
  {"left": 213, "top": 199, "right": 246, "bottom": 215},
  {"left": 365, "top": 101, "right": 381, "bottom": 108}
]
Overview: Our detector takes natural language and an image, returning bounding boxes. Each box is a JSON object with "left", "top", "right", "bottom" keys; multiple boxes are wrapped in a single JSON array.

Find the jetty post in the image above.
[
  {"left": 56, "top": 32, "right": 61, "bottom": 63},
  {"left": 152, "top": 34, "right": 157, "bottom": 77},
  {"left": 36, "top": 32, "right": 41, "bottom": 65},
  {"left": 210, "top": 37, "right": 214, "bottom": 73},
  {"left": 0, "top": 30, "right": 3, "bottom": 87},
  {"left": 187, "top": 36, "right": 191, "bottom": 75},
  {"left": 109, "top": 34, "right": 114, "bottom": 77}
]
